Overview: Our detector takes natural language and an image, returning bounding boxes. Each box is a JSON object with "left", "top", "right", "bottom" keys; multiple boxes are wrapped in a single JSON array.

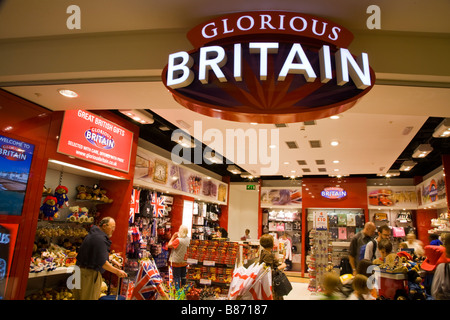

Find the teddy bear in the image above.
[
  {"left": 54, "top": 185, "right": 69, "bottom": 208},
  {"left": 67, "top": 206, "right": 80, "bottom": 222},
  {"left": 91, "top": 184, "right": 101, "bottom": 201},
  {"left": 407, "top": 269, "right": 427, "bottom": 300},
  {"left": 40, "top": 196, "right": 59, "bottom": 221},
  {"left": 100, "top": 188, "right": 113, "bottom": 203},
  {"left": 78, "top": 207, "right": 90, "bottom": 223},
  {"left": 76, "top": 185, "right": 88, "bottom": 200}
]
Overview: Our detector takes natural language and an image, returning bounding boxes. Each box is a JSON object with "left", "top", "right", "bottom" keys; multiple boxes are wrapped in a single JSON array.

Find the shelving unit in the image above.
[{"left": 25, "top": 161, "right": 122, "bottom": 299}]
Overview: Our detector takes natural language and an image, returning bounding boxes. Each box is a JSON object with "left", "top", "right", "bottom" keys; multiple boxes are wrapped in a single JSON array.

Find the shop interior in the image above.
[{"left": 0, "top": 1, "right": 449, "bottom": 301}]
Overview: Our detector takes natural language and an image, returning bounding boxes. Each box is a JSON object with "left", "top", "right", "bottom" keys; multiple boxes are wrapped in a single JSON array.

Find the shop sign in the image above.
[
  {"left": 0, "top": 135, "right": 35, "bottom": 216},
  {"left": 162, "top": 11, "right": 375, "bottom": 124},
  {"left": 57, "top": 110, "right": 134, "bottom": 173},
  {"left": 321, "top": 187, "right": 347, "bottom": 199}
]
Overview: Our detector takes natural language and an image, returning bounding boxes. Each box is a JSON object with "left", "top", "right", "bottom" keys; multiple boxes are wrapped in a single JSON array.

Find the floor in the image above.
[{"left": 284, "top": 273, "right": 314, "bottom": 300}]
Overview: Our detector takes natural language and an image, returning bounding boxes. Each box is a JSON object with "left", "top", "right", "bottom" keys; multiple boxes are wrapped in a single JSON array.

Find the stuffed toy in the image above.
[
  {"left": 100, "top": 188, "right": 113, "bottom": 203},
  {"left": 40, "top": 196, "right": 59, "bottom": 220},
  {"left": 78, "top": 207, "right": 90, "bottom": 223},
  {"left": 407, "top": 269, "right": 427, "bottom": 300},
  {"left": 67, "top": 206, "right": 80, "bottom": 222},
  {"left": 91, "top": 184, "right": 101, "bottom": 201},
  {"left": 54, "top": 185, "right": 69, "bottom": 208},
  {"left": 76, "top": 185, "right": 88, "bottom": 200}
]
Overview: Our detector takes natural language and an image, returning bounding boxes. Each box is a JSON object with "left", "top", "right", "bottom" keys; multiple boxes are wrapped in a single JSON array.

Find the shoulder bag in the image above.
[{"left": 272, "top": 269, "right": 292, "bottom": 296}]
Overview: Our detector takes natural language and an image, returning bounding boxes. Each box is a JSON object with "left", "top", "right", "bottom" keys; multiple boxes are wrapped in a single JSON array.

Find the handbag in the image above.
[{"left": 272, "top": 269, "right": 292, "bottom": 296}]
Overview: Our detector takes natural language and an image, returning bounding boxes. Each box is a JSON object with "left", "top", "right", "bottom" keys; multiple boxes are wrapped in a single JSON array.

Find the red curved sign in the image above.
[{"left": 162, "top": 11, "right": 375, "bottom": 124}]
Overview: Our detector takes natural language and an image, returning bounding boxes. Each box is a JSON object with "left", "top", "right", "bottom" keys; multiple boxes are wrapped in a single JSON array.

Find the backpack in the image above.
[
  {"left": 359, "top": 238, "right": 377, "bottom": 261},
  {"left": 339, "top": 257, "right": 353, "bottom": 275}
]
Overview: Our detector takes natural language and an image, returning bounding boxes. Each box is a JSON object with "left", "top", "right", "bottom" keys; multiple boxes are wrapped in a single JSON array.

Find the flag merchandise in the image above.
[
  {"left": 129, "top": 188, "right": 141, "bottom": 224},
  {"left": 151, "top": 192, "right": 166, "bottom": 218},
  {"left": 228, "top": 263, "right": 272, "bottom": 300},
  {"left": 131, "top": 258, "right": 167, "bottom": 300}
]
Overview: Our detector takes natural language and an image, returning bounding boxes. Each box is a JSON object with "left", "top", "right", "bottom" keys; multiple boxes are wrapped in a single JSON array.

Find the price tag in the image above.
[
  {"left": 203, "top": 260, "right": 215, "bottom": 266},
  {"left": 187, "top": 258, "right": 198, "bottom": 264},
  {"left": 200, "top": 279, "right": 212, "bottom": 285},
  {"left": 314, "top": 211, "right": 328, "bottom": 230}
]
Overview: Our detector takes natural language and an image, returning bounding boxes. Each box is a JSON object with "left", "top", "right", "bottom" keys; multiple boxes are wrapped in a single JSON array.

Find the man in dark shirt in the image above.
[
  {"left": 349, "top": 222, "right": 376, "bottom": 275},
  {"left": 74, "top": 217, "right": 127, "bottom": 300}
]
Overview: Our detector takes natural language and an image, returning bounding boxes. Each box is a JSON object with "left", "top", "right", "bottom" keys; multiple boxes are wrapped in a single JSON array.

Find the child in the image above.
[
  {"left": 318, "top": 272, "right": 342, "bottom": 300},
  {"left": 347, "top": 274, "right": 376, "bottom": 300},
  {"left": 373, "top": 238, "right": 392, "bottom": 265},
  {"left": 259, "top": 234, "right": 286, "bottom": 300}
]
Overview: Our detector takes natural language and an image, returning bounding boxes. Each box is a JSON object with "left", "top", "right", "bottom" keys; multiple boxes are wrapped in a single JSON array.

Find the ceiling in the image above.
[{"left": 0, "top": 0, "right": 449, "bottom": 182}]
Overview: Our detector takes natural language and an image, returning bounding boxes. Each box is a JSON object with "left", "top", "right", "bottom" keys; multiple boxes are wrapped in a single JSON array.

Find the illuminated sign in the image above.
[
  {"left": 57, "top": 110, "right": 134, "bottom": 172},
  {"left": 162, "top": 11, "right": 375, "bottom": 124},
  {"left": 321, "top": 187, "right": 347, "bottom": 199},
  {"left": 0, "top": 135, "right": 35, "bottom": 216}
]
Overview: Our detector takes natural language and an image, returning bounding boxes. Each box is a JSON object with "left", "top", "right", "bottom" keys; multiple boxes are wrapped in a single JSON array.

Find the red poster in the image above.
[{"left": 57, "top": 110, "right": 133, "bottom": 172}]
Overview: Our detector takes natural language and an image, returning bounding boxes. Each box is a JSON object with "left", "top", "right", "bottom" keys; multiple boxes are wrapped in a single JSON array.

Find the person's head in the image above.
[
  {"left": 429, "top": 233, "right": 439, "bottom": 241},
  {"left": 178, "top": 225, "right": 188, "bottom": 238},
  {"left": 378, "top": 238, "right": 393, "bottom": 258},
  {"left": 260, "top": 234, "right": 274, "bottom": 250},
  {"left": 377, "top": 224, "right": 391, "bottom": 240},
  {"left": 443, "top": 233, "right": 450, "bottom": 258},
  {"left": 99, "top": 217, "right": 116, "bottom": 238},
  {"left": 399, "top": 242, "right": 408, "bottom": 249},
  {"left": 363, "top": 222, "right": 376, "bottom": 237},
  {"left": 321, "top": 272, "right": 340, "bottom": 294},
  {"left": 406, "top": 233, "right": 416, "bottom": 243},
  {"left": 352, "top": 274, "right": 369, "bottom": 295},
  {"left": 245, "top": 229, "right": 250, "bottom": 236},
  {"left": 218, "top": 227, "right": 228, "bottom": 238},
  {"left": 356, "top": 259, "right": 373, "bottom": 277}
]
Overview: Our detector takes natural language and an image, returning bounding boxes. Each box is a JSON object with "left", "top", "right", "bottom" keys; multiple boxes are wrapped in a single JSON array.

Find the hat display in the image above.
[{"left": 421, "top": 245, "right": 450, "bottom": 272}]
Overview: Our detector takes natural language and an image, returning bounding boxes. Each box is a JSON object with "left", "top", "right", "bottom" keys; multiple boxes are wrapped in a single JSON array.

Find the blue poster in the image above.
[{"left": 0, "top": 135, "right": 35, "bottom": 215}]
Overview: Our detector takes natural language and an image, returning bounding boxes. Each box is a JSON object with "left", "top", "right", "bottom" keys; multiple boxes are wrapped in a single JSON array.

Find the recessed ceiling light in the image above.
[
  {"left": 333, "top": 160, "right": 340, "bottom": 164},
  {"left": 58, "top": 89, "right": 78, "bottom": 98},
  {"left": 330, "top": 115, "right": 340, "bottom": 120},
  {"left": 284, "top": 162, "right": 290, "bottom": 165},
  {"left": 330, "top": 140, "right": 339, "bottom": 146},
  {"left": 250, "top": 122, "right": 258, "bottom": 125},
  {"left": 269, "top": 144, "right": 277, "bottom": 149}
]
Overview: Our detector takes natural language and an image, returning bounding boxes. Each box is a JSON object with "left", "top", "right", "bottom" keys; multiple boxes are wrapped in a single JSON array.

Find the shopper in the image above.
[
  {"left": 74, "top": 217, "right": 127, "bottom": 300},
  {"left": 429, "top": 233, "right": 443, "bottom": 246},
  {"left": 373, "top": 238, "right": 393, "bottom": 264},
  {"left": 347, "top": 274, "right": 376, "bottom": 300},
  {"left": 349, "top": 222, "right": 376, "bottom": 275},
  {"left": 241, "top": 229, "right": 250, "bottom": 240},
  {"left": 168, "top": 225, "right": 190, "bottom": 289},
  {"left": 364, "top": 224, "right": 390, "bottom": 261},
  {"left": 405, "top": 232, "right": 425, "bottom": 257},
  {"left": 259, "top": 234, "right": 286, "bottom": 300},
  {"left": 356, "top": 259, "right": 378, "bottom": 299},
  {"left": 431, "top": 234, "right": 450, "bottom": 300},
  {"left": 317, "top": 272, "right": 342, "bottom": 300}
]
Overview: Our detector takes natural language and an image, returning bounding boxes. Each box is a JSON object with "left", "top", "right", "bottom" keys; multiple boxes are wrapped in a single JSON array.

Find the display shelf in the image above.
[{"left": 28, "top": 266, "right": 74, "bottom": 279}]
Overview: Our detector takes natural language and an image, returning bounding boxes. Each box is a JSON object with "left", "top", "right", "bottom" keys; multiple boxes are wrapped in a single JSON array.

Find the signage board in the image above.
[
  {"left": 0, "top": 135, "right": 35, "bottom": 215},
  {"left": 321, "top": 187, "right": 347, "bottom": 199},
  {"left": 246, "top": 184, "right": 256, "bottom": 190},
  {"left": 162, "top": 11, "right": 375, "bottom": 124},
  {"left": 57, "top": 110, "right": 134, "bottom": 173}
]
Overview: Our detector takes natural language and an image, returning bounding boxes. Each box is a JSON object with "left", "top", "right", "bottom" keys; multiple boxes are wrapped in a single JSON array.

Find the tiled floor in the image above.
[{"left": 285, "top": 275, "right": 314, "bottom": 300}]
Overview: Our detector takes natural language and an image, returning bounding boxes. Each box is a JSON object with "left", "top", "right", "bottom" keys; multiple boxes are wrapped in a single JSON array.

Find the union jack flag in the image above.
[
  {"left": 131, "top": 259, "right": 165, "bottom": 300},
  {"left": 151, "top": 192, "right": 166, "bottom": 218}
]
